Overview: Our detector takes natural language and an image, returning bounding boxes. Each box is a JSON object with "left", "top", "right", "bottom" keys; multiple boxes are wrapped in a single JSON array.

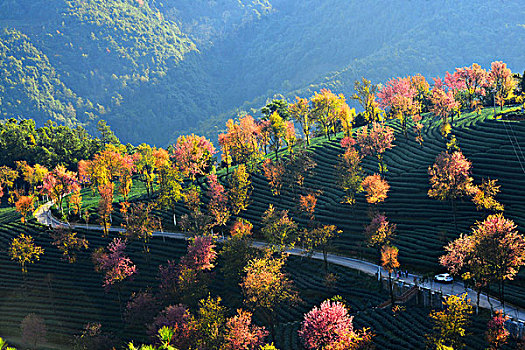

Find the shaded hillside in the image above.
[
  {"left": 0, "top": 213, "right": 498, "bottom": 350},
  {"left": 0, "top": 29, "right": 95, "bottom": 126},
  {"left": 1, "top": 0, "right": 524, "bottom": 145}
]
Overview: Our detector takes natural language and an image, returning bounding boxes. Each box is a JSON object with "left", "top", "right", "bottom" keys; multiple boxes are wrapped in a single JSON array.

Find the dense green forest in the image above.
[{"left": 1, "top": 1, "right": 524, "bottom": 145}]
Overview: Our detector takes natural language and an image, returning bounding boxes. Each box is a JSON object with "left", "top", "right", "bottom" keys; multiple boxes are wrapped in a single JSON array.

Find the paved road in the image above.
[{"left": 34, "top": 202, "right": 525, "bottom": 322}]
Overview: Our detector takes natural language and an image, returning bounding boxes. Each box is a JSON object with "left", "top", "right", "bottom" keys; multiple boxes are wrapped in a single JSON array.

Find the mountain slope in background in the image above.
[{"left": 0, "top": 0, "right": 524, "bottom": 145}]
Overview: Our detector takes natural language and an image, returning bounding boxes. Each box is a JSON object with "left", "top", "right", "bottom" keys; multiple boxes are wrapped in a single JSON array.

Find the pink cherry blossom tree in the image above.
[
  {"left": 298, "top": 299, "right": 373, "bottom": 350},
  {"left": 93, "top": 238, "right": 136, "bottom": 293},
  {"left": 173, "top": 134, "right": 216, "bottom": 180}
]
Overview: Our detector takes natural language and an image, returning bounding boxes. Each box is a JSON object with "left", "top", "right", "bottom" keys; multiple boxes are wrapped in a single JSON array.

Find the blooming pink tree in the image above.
[
  {"left": 453, "top": 63, "right": 489, "bottom": 109},
  {"left": 377, "top": 76, "right": 420, "bottom": 137},
  {"left": 430, "top": 84, "right": 460, "bottom": 136},
  {"left": 206, "top": 174, "right": 230, "bottom": 227},
  {"left": 356, "top": 122, "right": 395, "bottom": 175},
  {"left": 180, "top": 235, "right": 217, "bottom": 272},
  {"left": 93, "top": 238, "right": 136, "bottom": 292},
  {"left": 441, "top": 214, "right": 525, "bottom": 310},
  {"left": 298, "top": 300, "right": 372, "bottom": 350},
  {"left": 158, "top": 235, "right": 217, "bottom": 305},
  {"left": 42, "top": 165, "right": 79, "bottom": 216},
  {"left": 173, "top": 134, "right": 216, "bottom": 180},
  {"left": 222, "top": 309, "right": 269, "bottom": 350},
  {"left": 21, "top": 313, "right": 46, "bottom": 349},
  {"left": 486, "top": 310, "right": 509, "bottom": 350},
  {"left": 428, "top": 150, "right": 475, "bottom": 231},
  {"left": 148, "top": 304, "right": 194, "bottom": 348}
]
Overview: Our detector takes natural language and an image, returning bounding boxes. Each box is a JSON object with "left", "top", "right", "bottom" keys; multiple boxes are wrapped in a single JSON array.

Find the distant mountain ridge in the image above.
[{"left": 0, "top": 0, "right": 524, "bottom": 145}]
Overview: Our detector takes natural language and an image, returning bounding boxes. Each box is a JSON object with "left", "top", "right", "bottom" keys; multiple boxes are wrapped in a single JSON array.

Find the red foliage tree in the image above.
[
  {"left": 262, "top": 159, "right": 285, "bottom": 196},
  {"left": 173, "top": 134, "right": 216, "bottom": 180},
  {"left": 299, "top": 299, "right": 373, "bottom": 350},
  {"left": 428, "top": 150, "right": 475, "bottom": 231},
  {"left": 486, "top": 310, "right": 509, "bottom": 350},
  {"left": 93, "top": 238, "right": 136, "bottom": 292},
  {"left": 148, "top": 304, "right": 195, "bottom": 348},
  {"left": 15, "top": 195, "right": 35, "bottom": 224},
  {"left": 42, "top": 165, "right": 79, "bottom": 216},
  {"left": 485, "top": 310, "right": 510, "bottom": 350},
  {"left": 219, "top": 115, "right": 262, "bottom": 170},
  {"left": 299, "top": 193, "right": 318, "bottom": 221},
  {"left": 377, "top": 76, "right": 420, "bottom": 137},
  {"left": 206, "top": 174, "right": 230, "bottom": 228},
  {"left": 356, "top": 122, "right": 395, "bottom": 175},
  {"left": 222, "top": 309, "right": 269, "bottom": 350},
  {"left": 122, "top": 202, "right": 161, "bottom": 253},
  {"left": 382, "top": 245, "right": 400, "bottom": 306}
]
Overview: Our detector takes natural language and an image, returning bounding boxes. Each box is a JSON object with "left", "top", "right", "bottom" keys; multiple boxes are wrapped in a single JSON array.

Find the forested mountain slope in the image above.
[{"left": 1, "top": 0, "right": 524, "bottom": 145}]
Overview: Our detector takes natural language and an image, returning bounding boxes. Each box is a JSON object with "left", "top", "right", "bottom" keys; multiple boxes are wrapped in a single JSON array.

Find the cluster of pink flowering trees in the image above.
[{"left": 377, "top": 61, "right": 520, "bottom": 138}]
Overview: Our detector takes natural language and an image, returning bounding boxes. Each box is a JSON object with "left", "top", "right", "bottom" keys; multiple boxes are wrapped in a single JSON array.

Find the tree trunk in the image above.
[
  {"left": 389, "top": 271, "right": 394, "bottom": 306},
  {"left": 486, "top": 285, "right": 494, "bottom": 313},
  {"left": 378, "top": 155, "right": 384, "bottom": 177},
  {"left": 323, "top": 246, "right": 328, "bottom": 273},
  {"left": 305, "top": 129, "right": 310, "bottom": 146},
  {"left": 476, "top": 288, "right": 481, "bottom": 315},
  {"left": 501, "top": 278, "right": 505, "bottom": 312},
  {"left": 451, "top": 200, "right": 458, "bottom": 232}
]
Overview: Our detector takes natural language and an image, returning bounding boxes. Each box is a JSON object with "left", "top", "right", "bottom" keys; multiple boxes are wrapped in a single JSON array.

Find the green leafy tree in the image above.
[
  {"left": 261, "top": 99, "right": 291, "bottom": 121},
  {"left": 301, "top": 224, "right": 340, "bottom": 272},
  {"left": 193, "top": 296, "right": 227, "bottom": 350},
  {"left": 351, "top": 77, "right": 382, "bottom": 122}
]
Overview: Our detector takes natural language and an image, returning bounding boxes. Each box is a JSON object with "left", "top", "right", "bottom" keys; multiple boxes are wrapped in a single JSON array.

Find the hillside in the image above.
[
  {"left": 0, "top": 208, "right": 501, "bottom": 349},
  {"left": 1, "top": 0, "right": 524, "bottom": 145}
]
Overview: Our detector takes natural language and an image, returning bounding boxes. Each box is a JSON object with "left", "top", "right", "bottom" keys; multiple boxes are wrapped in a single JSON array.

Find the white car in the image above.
[{"left": 434, "top": 273, "right": 453, "bottom": 283}]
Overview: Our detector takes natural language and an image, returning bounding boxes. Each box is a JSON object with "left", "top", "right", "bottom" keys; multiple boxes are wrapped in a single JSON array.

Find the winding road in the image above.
[{"left": 34, "top": 202, "right": 525, "bottom": 323}]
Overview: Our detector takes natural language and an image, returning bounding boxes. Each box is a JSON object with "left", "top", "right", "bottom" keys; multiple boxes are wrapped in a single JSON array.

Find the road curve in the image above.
[{"left": 33, "top": 202, "right": 525, "bottom": 322}]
